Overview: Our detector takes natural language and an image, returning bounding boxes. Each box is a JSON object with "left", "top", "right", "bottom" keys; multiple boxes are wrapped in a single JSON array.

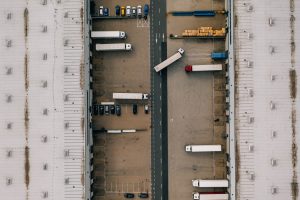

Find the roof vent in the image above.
[
  {"left": 42, "top": 25, "right": 48, "bottom": 33},
  {"left": 247, "top": 61, "right": 253, "bottom": 68},
  {"left": 7, "top": 13, "right": 12, "bottom": 20},
  {"left": 247, "top": 116, "right": 254, "bottom": 124},
  {"left": 64, "top": 67, "right": 69, "bottom": 73},
  {"left": 64, "top": 39, "right": 69, "bottom": 46},
  {"left": 64, "top": 94, "right": 69, "bottom": 102},
  {"left": 42, "top": 191, "right": 48, "bottom": 198},
  {"left": 270, "top": 74, "right": 276, "bottom": 81},
  {"left": 271, "top": 131, "right": 277, "bottom": 138},
  {"left": 7, "top": 122, "right": 12, "bottom": 129},
  {"left": 64, "top": 149, "right": 70, "bottom": 157},
  {"left": 247, "top": 88, "right": 253, "bottom": 97},
  {"left": 247, "top": 5, "right": 253, "bottom": 12},
  {"left": 41, "top": 135, "right": 48, "bottom": 143},
  {"left": 41, "top": 0, "right": 47, "bottom": 5},
  {"left": 6, "top": 95, "right": 12, "bottom": 103},
  {"left": 271, "top": 158, "right": 277, "bottom": 166},
  {"left": 64, "top": 12, "right": 69, "bottom": 18},
  {"left": 269, "top": 17, "right": 274, "bottom": 26},
  {"left": 64, "top": 122, "right": 69, "bottom": 129},
  {"left": 6, "top": 67, "right": 12, "bottom": 75},
  {"left": 270, "top": 101, "right": 275, "bottom": 110},
  {"left": 248, "top": 144, "right": 254, "bottom": 152},
  {"left": 247, "top": 33, "right": 253, "bottom": 40},
  {"left": 43, "top": 163, "right": 48, "bottom": 170},
  {"left": 271, "top": 186, "right": 278, "bottom": 194},
  {"left": 248, "top": 172, "right": 255, "bottom": 180},
  {"left": 6, "top": 177, "right": 12, "bottom": 185},
  {"left": 269, "top": 46, "right": 275, "bottom": 54},
  {"left": 6, "top": 150, "right": 12, "bottom": 158},
  {"left": 65, "top": 178, "right": 70, "bottom": 185},
  {"left": 43, "top": 108, "right": 48, "bottom": 115},
  {"left": 43, "top": 53, "right": 48, "bottom": 60},
  {"left": 6, "top": 40, "right": 12, "bottom": 47},
  {"left": 243, "top": 59, "right": 253, "bottom": 68},
  {"left": 42, "top": 80, "right": 48, "bottom": 88}
]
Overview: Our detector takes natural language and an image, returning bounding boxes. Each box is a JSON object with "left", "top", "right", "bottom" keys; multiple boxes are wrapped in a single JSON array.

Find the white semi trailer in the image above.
[
  {"left": 185, "top": 64, "right": 222, "bottom": 72},
  {"left": 192, "top": 179, "right": 229, "bottom": 188},
  {"left": 113, "top": 93, "right": 149, "bottom": 100},
  {"left": 185, "top": 145, "right": 222, "bottom": 152},
  {"left": 91, "top": 31, "right": 126, "bottom": 39},
  {"left": 193, "top": 193, "right": 228, "bottom": 200},
  {"left": 154, "top": 48, "right": 184, "bottom": 72},
  {"left": 96, "top": 43, "right": 132, "bottom": 51}
]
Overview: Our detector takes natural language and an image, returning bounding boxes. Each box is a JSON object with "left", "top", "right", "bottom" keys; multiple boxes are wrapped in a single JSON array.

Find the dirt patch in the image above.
[
  {"left": 24, "top": 8, "right": 28, "bottom": 40},
  {"left": 291, "top": 182, "right": 299, "bottom": 199},
  {"left": 236, "top": 142, "right": 240, "bottom": 183},
  {"left": 80, "top": 7, "right": 84, "bottom": 35},
  {"left": 292, "top": 109, "right": 297, "bottom": 167},
  {"left": 25, "top": 146, "right": 30, "bottom": 188},
  {"left": 80, "top": 58, "right": 85, "bottom": 90},
  {"left": 24, "top": 54, "right": 29, "bottom": 90},
  {"left": 24, "top": 98, "right": 29, "bottom": 137},
  {"left": 290, "top": 0, "right": 298, "bottom": 199},
  {"left": 291, "top": 109, "right": 298, "bottom": 199},
  {"left": 81, "top": 117, "right": 84, "bottom": 135},
  {"left": 290, "top": 69, "right": 297, "bottom": 99}
]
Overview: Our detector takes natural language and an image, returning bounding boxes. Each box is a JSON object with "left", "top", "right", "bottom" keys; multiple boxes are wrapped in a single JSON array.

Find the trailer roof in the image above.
[
  {"left": 0, "top": 0, "right": 85, "bottom": 199},
  {"left": 235, "top": 0, "right": 300, "bottom": 199}
]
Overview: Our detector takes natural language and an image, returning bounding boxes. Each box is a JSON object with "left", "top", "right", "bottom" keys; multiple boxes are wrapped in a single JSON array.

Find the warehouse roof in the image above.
[
  {"left": 235, "top": 0, "right": 300, "bottom": 199},
  {"left": 0, "top": 0, "right": 85, "bottom": 199}
]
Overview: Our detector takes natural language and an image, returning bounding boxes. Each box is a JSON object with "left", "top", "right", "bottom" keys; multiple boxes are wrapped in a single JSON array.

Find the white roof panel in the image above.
[
  {"left": 0, "top": 0, "right": 85, "bottom": 199},
  {"left": 235, "top": 0, "right": 299, "bottom": 199}
]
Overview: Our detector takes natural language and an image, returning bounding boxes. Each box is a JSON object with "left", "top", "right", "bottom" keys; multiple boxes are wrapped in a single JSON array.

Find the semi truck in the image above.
[
  {"left": 185, "top": 145, "right": 222, "bottom": 152},
  {"left": 211, "top": 51, "right": 228, "bottom": 60},
  {"left": 192, "top": 179, "right": 229, "bottom": 188},
  {"left": 91, "top": 31, "right": 126, "bottom": 39},
  {"left": 193, "top": 193, "right": 228, "bottom": 200},
  {"left": 96, "top": 43, "right": 132, "bottom": 51},
  {"left": 154, "top": 48, "right": 184, "bottom": 72},
  {"left": 113, "top": 93, "right": 149, "bottom": 100},
  {"left": 171, "top": 10, "right": 216, "bottom": 17},
  {"left": 185, "top": 64, "right": 222, "bottom": 72}
]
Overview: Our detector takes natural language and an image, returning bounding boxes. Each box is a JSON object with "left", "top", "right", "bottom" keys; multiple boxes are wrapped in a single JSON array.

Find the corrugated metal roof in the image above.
[
  {"left": 235, "top": 0, "right": 299, "bottom": 199},
  {"left": 0, "top": 0, "right": 85, "bottom": 199}
]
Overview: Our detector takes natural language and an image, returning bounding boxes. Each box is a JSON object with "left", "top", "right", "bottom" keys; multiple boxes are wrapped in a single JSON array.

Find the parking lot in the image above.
[
  {"left": 91, "top": 0, "right": 151, "bottom": 199},
  {"left": 166, "top": 0, "right": 227, "bottom": 199}
]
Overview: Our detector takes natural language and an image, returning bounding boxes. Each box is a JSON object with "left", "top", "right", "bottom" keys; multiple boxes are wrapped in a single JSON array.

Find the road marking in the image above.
[
  {"left": 162, "top": 33, "right": 165, "bottom": 42},
  {"left": 155, "top": 33, "right": 157, "bottom": 44}
]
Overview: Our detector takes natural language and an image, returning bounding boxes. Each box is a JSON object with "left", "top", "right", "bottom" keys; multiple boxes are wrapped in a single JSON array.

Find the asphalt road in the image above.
[{"left": 150, "top": 0, "right": 168, "bottom": 200}]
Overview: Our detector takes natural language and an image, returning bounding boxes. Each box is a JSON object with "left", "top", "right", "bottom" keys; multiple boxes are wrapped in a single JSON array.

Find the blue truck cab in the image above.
[
  {"left": 211, "top": 51, "right": 228, "bottom": 60},
  {"left": 143, "top": 4, "right": 149, "bottom": 19}
]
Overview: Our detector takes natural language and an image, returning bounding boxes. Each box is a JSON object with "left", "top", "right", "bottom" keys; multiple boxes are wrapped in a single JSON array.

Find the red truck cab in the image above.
[{"left": 185, "top": 65, "right": 193, "bottom": 72}]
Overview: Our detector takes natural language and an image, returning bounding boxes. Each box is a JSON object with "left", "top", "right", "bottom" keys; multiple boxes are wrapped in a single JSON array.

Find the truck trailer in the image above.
[
  {"left": 193, "top": 193, "right": 228, "bottom": 200},
  {"left": 96, "top": 43, "right": 132, "bottom": 51},
  {"left": 185, "top": 145, "right": 222, "bottom": 152},
  {"left": 154, "top": 48, "right": 184, "bottom": 72},
  {"left": 91, "top": 31, "right": 126, "bottom": 39},
  {"left": 185, "top": 64, "right": 222, "bottom": 72},
  {"left": 113, "top": 93, "right": 149, "bottom": 100},
  {"left": 192, "top": 179, "right": 229, "bottom": 188}
]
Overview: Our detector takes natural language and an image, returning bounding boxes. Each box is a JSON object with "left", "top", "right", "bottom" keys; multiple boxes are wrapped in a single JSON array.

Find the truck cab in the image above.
[
  {"left": 142, "top": 94, "right": 149, "bottom": 99},
  {"left": 143, "top": 4, "right": 149, "bottom": 19},
  {"left": 185, "top": 65, "right": 193, "bottom": 72}
]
